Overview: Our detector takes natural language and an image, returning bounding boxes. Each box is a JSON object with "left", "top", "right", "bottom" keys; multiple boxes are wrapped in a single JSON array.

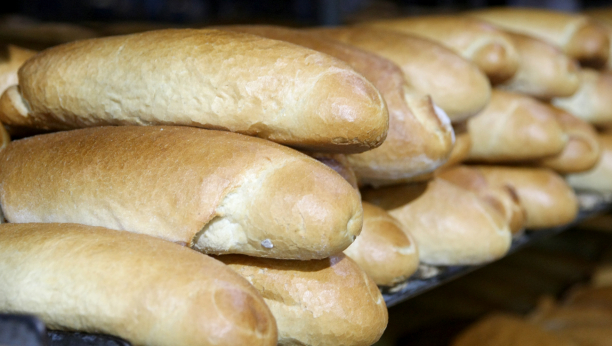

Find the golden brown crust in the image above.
[
  {"left": 6, "top": 29, "right": 389, "bottom": 153},
  {"left": 466, "top": 90, "right": 567, "bottom": 162},
  {"left": 0, "top": 223, "right": 277, "bottom": 346},
  {"left": 498, "top": 33, "right": 580, "bottom": 99},
  {"left": 220, "top": 25, "right": 454, "bottom": 186},
  {"left": 469, "top": 7, "right": 610, "bottom": 68},
  {"left": 343, "top": 202, "right": 419, "bottom": 286},
  {"left": 306, "top": 152, "right": 359, "bottom": 191},
  {"left": 567, "top": 134, "right": 612, "bottom": 192},
  {"left": 474, "top": 166, "right": 578, "bottom": 229},
  {"left": 218, "top": 254, "right": 388, "bottom": 346},
  {"left": 0, "top": 126, "right": 363, "bottom": 259},
  {"left": 362, "top": 15, "right": 520, "bottom": 83},
  {"left": 310, "top": 26, "right": 491, "bottom": 123},
  {"left": 362, "top": 178, "right": 512, "bottom": 265},
  {"left": 438, "top": 131, "right": 472, "bottom": 170},
  {"left": 553, "top": 69, "right": 612, "bottom": 126}
]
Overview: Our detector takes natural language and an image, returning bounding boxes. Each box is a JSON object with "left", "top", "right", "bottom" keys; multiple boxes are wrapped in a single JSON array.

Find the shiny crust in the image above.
[
  {"left": 553, "top": 69, "right": 612, "bottom": 126},
  {"left": 0, "top": 45, "right": 35, "bottom": 96},
  {"left": 218, "top": 254, "right": 388, "bottom": 346},
  {"left": 2, "top": 29, "right": 389, "bottom": 153},
  {"left": 344, "top": 202, "right": 419, "bottom": 286},
  {"left": 362, "top": 178, "right": 512, "bottom": 266},
  {"left": 221, "top": 25, "right": 454, "bottom": 186},
  {"left": 474, "top": 166, "right": 578, "bottom": 229},
  {"left": 567, "top": 134, "right": 612, "bottom": 192},
  {"left": 0, "top": 223, "right": 277, "bottom": 346},
  {"left": 498, "top": 33, "right": 580, "bottom": 99},
  {"left": 466, "top": 90, "right": 567, "bottom": 162},
  {"left": 469, "top": 7, "right": 610, "bottom": 68},
  {"left": 310, "top": 27, "right": 491, "bottom": 123},
  {"left": 0, "top": 126, "right": 363, "bottom": 259}
]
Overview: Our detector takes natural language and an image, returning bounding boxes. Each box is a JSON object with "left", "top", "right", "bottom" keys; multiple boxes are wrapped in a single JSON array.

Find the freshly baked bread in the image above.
[
  {"left": 452, "top": 314, "right": 577, "bottom": 346},
  {"left": 474, "top": 166, "right": 578, "bottom": 229},
  {"left": 362, "top": 177, "right": 512, "bottom": 265},
  {"left": 567, "top": 134, "right": 612, "bottom": 192},
  {"left": 440, "top": 130, "right": 471, "bottom": 170},
  {"left": 343, "top": 202, "right": 419, "bottom": 286},
  {"left": 583, "top": 8, "right": 612, "bottom": 70},
  {"left": 552, "top": 69, "right": 612, "bottom": 126},
  {"left": 498, "top": 33, "right": 580, "bottom": 100},
  {"left": 307, "top": 152, "right": 359, "bottom": 190},
  {"left": 437, "top": 165, "right": 526, "bottom": 235},
  {"left": 221, "top": 25, "right": 454, "bottom": 186},
  {"left": 0, "top": 29, "right": 389, "bottom": 153},
  {"left": 310, "top": 27, "right": 491, "bottom": 123},
  {"left": 0, "top": 126, "right": 363, "bottom": 260},
  {"left": 0, "top": 223, "right": 277, "bottom": 346},
  {"left": 0, "top": 45, "right": 35, "bottom": 95},
  {"left": 535, "top": 106, "right": 600, "bottom": 174},
  {"left": 362, "top": 16, "right": 520, "bottom": 83},
  {"left": 466, "top": 90, "right": 567, "bottom": 162},
  {"left": 218, "top": 254, "right": 388, "bottom": 346},
  {"left": 469, "top": 7, "right": 610, "bottom": 68}
]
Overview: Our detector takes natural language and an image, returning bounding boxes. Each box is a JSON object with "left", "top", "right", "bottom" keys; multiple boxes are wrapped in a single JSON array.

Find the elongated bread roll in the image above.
[
  {"left": 438, "top": 127, "right": 472, "bottom": 170},
  {"left": 583, "top": 9, "right": 612, "bottom": 71},
  {"left": 343, "top": 202, "right": 419, "bottom": 286},
  {"left": 0, "top": 29, "right": 388, "bottom": 153},
  {"left": 310, "top": 27, "right": 491, "bottom": 122},
  {"left": 0, "top": 223, "right": 277, "bottom": 346},
  {"left": 498, "top": 33, "right": 580, "bottom": 99},
  {"left": 362, "top": 178, "right": 512, "bottom": 265},
  {"left": 221, "top": 25, "right": 454, "bottom": 186},
  {"left": 307, "top": 152, "right": 359, "bottom": 190},
  {"left": 0, "top": 45, "right": 35, "bottom": 95},
  {"left": 466, "top": 90, "right": 567, "bottom": 162},
  {"left": 552, "top": 69, "right": 612, "bottom": 126},
  {"left": 218, "top": 254, "right": 388, "bottom": 346},
  {"left": 567, "top": 134, "right": 612, "bottom": 192},
  {"left": 362, "top": 16, "right": 520, "bottom": 83},
  {"left": 474, "top": 166, "right": 578, "bottom": 229},
  {"left": 535, "top": 107, "right": 600, "bottom": 174},
  {"left": 0, "top": 126, "right": 363, "bottom": 260},
  {"left": 469, "top": 7, "right": 610, "bottom": 68}
]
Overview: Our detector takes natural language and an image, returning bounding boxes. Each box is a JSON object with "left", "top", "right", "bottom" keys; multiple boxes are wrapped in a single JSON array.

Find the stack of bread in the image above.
[{"left": 1, "top": 6, "right": 612, "bottom": 346}]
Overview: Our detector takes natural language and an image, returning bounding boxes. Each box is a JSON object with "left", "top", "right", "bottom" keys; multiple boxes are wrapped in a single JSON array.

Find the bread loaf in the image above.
[
  {"left": 0, "top": 29, "right": 389, "bottom": 153},
  {"left": 362, "top": 15, "right": 520, "bottom": 83},
  {"left": 218, "top": 254, "right": 388, "bottom": 346},
  {"left": 221, "top": 25, "right": 454, "bottom": 186},
  {"left": 583, "top": 8, "right": 612, "bottom": 70},
  {"left": 535, "top": 106, "right": 600, "bottom": 174},
  {"left": 0, "top": 126, "right": 363, "bottom": 259},
  {"left": 0, "top": 45, "right": 35, "bottom": 95},
  {"left": 566, "top": 134, "right": 612, "bottom": 192},
  {"left": 440, "top": 130, "right": 471, "bottom": 169},
  {"left": 474, "top": 166, "right": 578, "bottom": 229},
  {"left": 362, "top": 178, "right": 512, "bottom": 265},
  {"left": 343, "top": 202, "right": 419, "bottom": 286},
  {"left": 307, "top": 152, "right": 359, "bottom": 190},
  {"left": 310, "top": 27, "right": 491, "bottom": 122},
  {"left": 0, "top": 223, "right": 277, "bottom": 346},
  {"left": 469, "top": 7, "right": 610, "bottom": 68},
  {"left": 466, "top": 90, "right": 567, "bottom": 162},
  {"left": 498, "top": 33, "right": 580, "bottom": 99},
  {"left": 552, "top": 69, "right": 612, "bottom": 126}
]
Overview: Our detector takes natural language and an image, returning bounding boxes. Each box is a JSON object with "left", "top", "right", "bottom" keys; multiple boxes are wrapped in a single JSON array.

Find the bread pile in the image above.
[{"left": 0, "top": 5, "right": 611, "bottom": 346}]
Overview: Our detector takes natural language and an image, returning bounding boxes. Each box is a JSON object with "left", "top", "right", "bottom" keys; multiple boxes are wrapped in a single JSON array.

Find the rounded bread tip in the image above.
[{"left": 471, "top": 42, "right": 519, "bottom": 83}]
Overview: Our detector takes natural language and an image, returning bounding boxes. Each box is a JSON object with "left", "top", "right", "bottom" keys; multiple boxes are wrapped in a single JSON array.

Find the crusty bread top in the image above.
[
  {"left": 552, "top": 69, "right": 612, "bottom": 126},
  {"left": 0, "top": 223, "right": 277, "bottom": 346},
  {"left": 10, "top": 29, "right": 388, "bottom": 153},
  {"left": 0, "top": 126, "right": 363, "bottom": 259},
  {"left": 468, "top": 7, "right": 610, "bottom": 68}
]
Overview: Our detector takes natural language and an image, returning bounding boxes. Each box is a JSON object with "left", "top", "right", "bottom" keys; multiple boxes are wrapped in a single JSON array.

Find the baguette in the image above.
[
  {"left": 473, "top": 166, "right": 578, "bottom": 229},
  {"left": 307, "top": 152, "right": 359, "bottom": 190},
  {"left": 310, "top": 27, "right": 491, "bottom": 122},
  {"left": 361, "top": 178, "right": 512, "bottom": 265},
  {"left": 0, "top": 29, "right": 389, "bottom": 153},
  {"left": 0, "top": 126, "right": 363, "bottom": 259},
  {"left": 218, "top": 254, "right": 388, "bottom": 346},
  {"left": 466, "top": 90, "right": 567, "bottom": 162},
  {"left": 535, "top": 106, "right": 600, "bottom": 174},
  {"left": 552, "top": 69, "right": 612, "bottom": 126},
  {"left": 498, "top": 33, "right": 580, "bottom": 100},
  {"left": 221, "top": 25, "right": 454, "bottom": 186},
  {"left": 566, "top": 134, "right": 612, "bottom": 192},
  {"left": 343, "top": 202, "right": 419, "bottom": 286},
  {"left": 0, "top": 223, "right": 277, "bottom": 346},
  {"left": 468, "top": 7, "right": 610, "bottom": 68},
  {"left": 362, "top": 15, "right": 520, "bottom": 83}
]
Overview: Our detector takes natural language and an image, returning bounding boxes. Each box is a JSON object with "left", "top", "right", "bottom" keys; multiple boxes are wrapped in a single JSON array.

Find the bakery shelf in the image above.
[{"left": 381, "top": 190, "right": 612, "bottom": 307}]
